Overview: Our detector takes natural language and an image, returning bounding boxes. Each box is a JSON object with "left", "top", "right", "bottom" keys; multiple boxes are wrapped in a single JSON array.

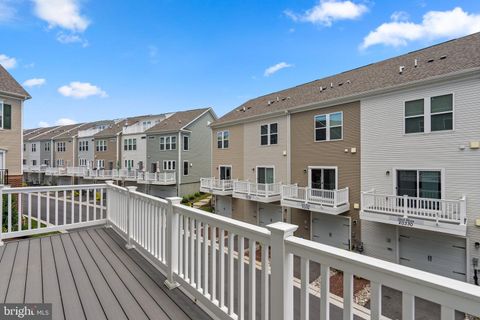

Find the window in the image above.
[
  {"left": 96, "top": 140, "right": 107, "bottom": 152},
  {"left": 405, "top": 99, "right": 424, "bottom": 133},
  {"left": 79, "top": 159, "right": 87, "bottom": 166},
  {"left": 56, "top": 159, "right": 64, "bottom": 167},
  {"left": 257, "top": 167, "right": 274, "bottom": 184},
  {"left": 260, "top": 123, "right": 278, "bottom": 146},
  {"left": 183, "top": 161, "right": 189, "bottom": 176},
  {"left": 163, "top": 160, "right": 176, "bottom": 171},
  {"left": 45, "top": 142, "right": 50, "bottom": 152},
  {"left": 183, "top": 136, "right": 189, "bottom": 151},
  {"left": 57, "top": 142, "right": 66, "bottom": 152},
  {"left": 396, "top": 170, "right": 441, "bottom": 199},
  {"left": 0, "top": 101, "right": 11, "bottom": 129},
  {"left": 44, "top": 160, "right": 49, "bottom": 165},
  {"left": 219, "top": 166, "right": 232, "bottom": 180},
  {"left": 315, "top": 112, "right": 343, "bottom": 141},
  {"left": 124, "top": 138, "right": 137, "bottom": 151},
  {"left": 79, "top": 141, "right": 89, "bottom": 152},
  {"left": 32, "top": 160, "right": 37, "bottom": 166},
  {"left": 431, "top": 94, "right": 453, "bottom": 132},
  {"left": 405, "top": 94, "right": 453, "bottom": 134},
  {"left": 124, "top": 160, "right": 134, "bottom": 169},
  {"left": 160, "top": 136, "right": 176, "bottom": 151},
  {"left": 23, "top": 159, "right": 26, "bottom": 165},
  {"left": 96, "top": 160, "right": 105, "bottom": 169},
  {"left": 23, "top": 144, "right": 26, "bottom": 152},
  {"left": 31, "top": 144, "right": 37, "bottom": 152},
  {"left": 309, "top": 167, "right": 337, "bottom": 190},
  {"left": 217, "top": 131, "right": 229, "bottom": 149}
]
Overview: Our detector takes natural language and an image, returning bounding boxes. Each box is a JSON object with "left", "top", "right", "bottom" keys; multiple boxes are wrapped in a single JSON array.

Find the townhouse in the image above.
[
  {"left": 206, "top": 32, "right": 480, "bottom": 283},
  {"left": 77, "top": 120, "right": 113, "bottom": 169},
  {"left": 0, "top": 66, "right": 31, "bottom": 186},
  {"left": 145, "top": 108, "right": 216, "bottom": 197}
]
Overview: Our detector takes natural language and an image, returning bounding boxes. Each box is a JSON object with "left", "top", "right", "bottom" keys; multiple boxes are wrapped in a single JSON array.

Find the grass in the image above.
[{"left": 181, "top": 192, "right": 211, "bottom": 206}]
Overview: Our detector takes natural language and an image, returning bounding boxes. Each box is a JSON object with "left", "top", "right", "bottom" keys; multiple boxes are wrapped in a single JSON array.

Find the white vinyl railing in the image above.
[
  {"left": 233, "top": 180, "right": 282, "bottom": 197},
  {"left": 1, "top": 183, "right": 479, "bottom": 320},
  {"left": 200, "top": 177, "right": 235, "bottom": 191},
  {"left": 137, "top": 172, "right": 176, "bottom": 184},
  {"left": 361, "top": 189, "right": 467, "bottom": 224},
  {"left": 66, "top": 166, "right": 87, "bottom": 176},
  {"left": 0, "top": 184, "right": 107, "bottom": 241},
  {"left": 282, "top": 185, "right": 349, "bottom": 207}
]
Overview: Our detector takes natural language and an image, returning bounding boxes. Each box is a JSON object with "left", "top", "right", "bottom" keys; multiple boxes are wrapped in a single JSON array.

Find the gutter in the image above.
[
  {"left": 0, "top": 90, "right": 31, "bottom": 101},
  {"left": 211, "top": 67, "right": 480, "bottom": 128}
]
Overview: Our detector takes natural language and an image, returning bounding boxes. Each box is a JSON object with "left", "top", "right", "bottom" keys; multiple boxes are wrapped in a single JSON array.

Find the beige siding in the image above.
[
  {"left": 94, "top": 137, "right": 119, "bottom": 169},
  {"left": 53, "top": 138, "right": 75, "bottom": 167},
  {"left": 212, "top": 124, "right": 244, "bottom": 179},
  {"left": 290, "top": 101, "right": 361, "bottom": 243},
  {"left": 243, "top": 115, "right": 288, "bottom": 183},
  {"left": 0, "top": 97, "right": 22, "bottom": 175}
]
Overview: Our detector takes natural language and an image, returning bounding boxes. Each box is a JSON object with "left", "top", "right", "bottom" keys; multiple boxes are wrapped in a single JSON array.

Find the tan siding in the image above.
[
  {"left": 94, "top": 137, "right": 119, "bottom": 169},
  {"left": 212, "top": 124, "right": 244, "bottom": 179},
  {"left": 0, "top": 97, "right": 22, "bottom": 175},
  {"left": 290, "top": 101, "right": 361, "bottom": 243},
  {"left": 53, "top": 138, "right": 75, "bottom": 167}
]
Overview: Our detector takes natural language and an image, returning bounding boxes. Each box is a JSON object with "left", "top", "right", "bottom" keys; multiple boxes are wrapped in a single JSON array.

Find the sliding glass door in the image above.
[
  {"left": 396, "top": 170, "right": 441, "bottom": 199},
  {"left": 309, "top": 168, "right": 336, "bottom": 190}
]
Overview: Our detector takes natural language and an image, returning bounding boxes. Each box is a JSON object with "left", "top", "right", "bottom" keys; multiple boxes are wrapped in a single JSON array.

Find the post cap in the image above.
[
  {"left": 266, "top": 222, "right": 298, "bottom": 238},
  {"left": 126, "top": 186, "right": 138, "bottom": 191},
  {"left": 167, "top": 196, "right": 183, "bottom": 205}
]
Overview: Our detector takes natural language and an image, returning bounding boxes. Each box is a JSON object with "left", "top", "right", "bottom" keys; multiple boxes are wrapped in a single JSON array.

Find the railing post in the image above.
[
  {"left": 460, "top": 197, "right": 467, "bottom": 224},
  {"left": 333, "top": 189, "right": 337, "bottom": 208},
  {"left": 105, "top": 180, "right": 114, "bottom": 228},
  {"left": 267, "top": 222, "right": 298, "bottom": 320},
  {"left": 403, "top": 195, "right": 408, "bottom": 217},
  {"left": 125, "top": 186, "right": 137, "bottom": 249},
  {"left": 165, "top": 196, "right": 182, "bottom": 290},
  {"left": 0, "top": 185, "right": 4, "bottom": 246}
]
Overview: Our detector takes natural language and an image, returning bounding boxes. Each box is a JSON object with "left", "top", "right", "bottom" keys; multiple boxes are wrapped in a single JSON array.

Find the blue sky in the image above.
[{"left": 1, "top": 0, "right": 480, "bottom": 129}]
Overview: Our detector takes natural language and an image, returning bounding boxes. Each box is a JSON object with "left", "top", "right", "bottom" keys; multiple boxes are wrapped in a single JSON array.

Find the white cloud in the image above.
[
  {"left": 361, "top": 7, "right": 480, "bottom": 49},
  {"left": 38, "top": 121, "right": 50, "bottom": 127},
  {"left": 55, "top": 118, "right": 77, "bottom": 125},
  {"left": 23, "top": 78, "right": 46, "bottom": 88},
  {"left": 0, "top": 0, "right": 16, "bottom": 23},
  {"left": 285, "top": 0, "right": 368, "bottom": 26},
  {"left": 33, "top": 0, "right": 89, "bottom": 32},
  {"left": 264, "top": 62, "right": 293, "bottom": 77},
  {"left": 58, "top": 81, "right": 108, "bottom": 99},
  {"left": 56, "top": 32, "right": 89, "bottom": 47},
  {"left": 0, "top": 54, "right": 17, "bottom": 69}
]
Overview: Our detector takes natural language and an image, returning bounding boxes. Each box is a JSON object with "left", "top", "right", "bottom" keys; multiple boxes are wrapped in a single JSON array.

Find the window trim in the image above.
[
  {"left": 403, "top": 93, "right": 454, "bottom": 135},
  {"left": 260, "top": 123, "right": 278, "bottom": 146},
  {"left": 255, "top": 165, "right": 275, "bottom": 184},
  {"left": 307, "top": 166, "right": 338, "bottom": 190},
  {"left": 217, "top": 130, "right": 230, "bottom": 149},
  {"left": 159, "top": 136, "right": 177, "bottom": 151},
  {"left": 314, "top": 111, "right": 344, "bottom": 142},
  {"left": 393, "top": 167, "right": 445, "bottom": 199},
  {"left": 96, "top": 140, "right": 107, "bottom": 152},
  {"left": 0, "top": 100, "right": 3, "bottom": 129},
  {"left": 183, "top": 135, "right": 190, "bottom": 151},
  {"left": 183, "top": 160, "right": 189, "bottom": 176},
  {"left": 163, "top": 160, "right": 176, "bottom": 171},
  {"left": 57, "top": 142, "right": 66, "bottom": 152},
  {"left": 218, "top": 165, "right": 232, "bottom": 180}
]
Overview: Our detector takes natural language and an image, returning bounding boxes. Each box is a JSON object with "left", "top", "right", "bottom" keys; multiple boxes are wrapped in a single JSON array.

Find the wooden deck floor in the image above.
[{"left": 0, "top": 227, "right": 211, "bottom": 320}]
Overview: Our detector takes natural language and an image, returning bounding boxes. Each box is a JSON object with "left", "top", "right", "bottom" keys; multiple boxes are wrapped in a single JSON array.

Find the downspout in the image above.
[
  {"left": 286, "top": 111, "right": 292, "bottom": 224},
  {"left": 177, "top": 131, "right": 182, "bottom": 195},
  {"left": 116, "top": 132, "right": 121, "bottom": 169},
  {"left": 50, "top": 139, "right": 54, "bottom": 167},
  {"left": 20, "top": 100, "right": 24, "bottom": 176}
]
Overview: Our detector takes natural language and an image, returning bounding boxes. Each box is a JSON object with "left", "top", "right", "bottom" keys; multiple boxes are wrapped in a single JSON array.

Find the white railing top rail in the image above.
[{"left": 285, "top": 235, "right": 480, "bottom": 316}]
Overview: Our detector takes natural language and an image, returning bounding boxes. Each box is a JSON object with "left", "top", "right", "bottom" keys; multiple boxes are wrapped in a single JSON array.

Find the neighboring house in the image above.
[
  {"left": 0, "top": 65, "right": 31, "bottom": 186},
  {"left": 23, "top": 127, "right": 51, "bottom": 168},
  {"left": 206, "top": 32, "right": 480, "bottom": 284},
  {"left": 77, "top": 121, "right": 113, "bottom": 169},
  {"left": 121, "top": 114, "right": 172, "bottom": 171},
  {"left": 145, "top": 108, "right": 216, "bottom": 197},
  {"left": 51, "top": 123, "right": 85, "bottom": 168}
]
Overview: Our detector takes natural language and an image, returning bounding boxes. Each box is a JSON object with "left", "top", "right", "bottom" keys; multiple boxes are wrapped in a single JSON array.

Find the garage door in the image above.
[
  {"left": 258, "top": 204, "right": 283, "bottom": 227},
  {"left": 399, "top": 228, "right": 466, "bottom": 281},
  {"left": 312, "top": 213, "right": 350, "bottom": 250},
  {"left": 215, "top": 195, "right": 232, "bottom": 218}
]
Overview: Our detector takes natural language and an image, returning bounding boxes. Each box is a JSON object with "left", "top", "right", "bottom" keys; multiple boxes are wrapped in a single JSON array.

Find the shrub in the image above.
[
  {"left": 194, "top": 192, "right": 201, "bottom": 197},
  {"left": 188, "top": 195, "right": 195, "bottom": 201},
  {"left": 181, "top": 197, "right": 189, "bottom": 204}
]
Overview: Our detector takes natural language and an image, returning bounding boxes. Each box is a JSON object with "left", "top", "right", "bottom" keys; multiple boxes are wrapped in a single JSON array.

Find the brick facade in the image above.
[{"left": 7, "top": 175, "right": 23, "bottom": 187}]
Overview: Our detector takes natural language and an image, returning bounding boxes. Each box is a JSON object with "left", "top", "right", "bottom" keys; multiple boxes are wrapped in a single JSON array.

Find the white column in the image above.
[
  {"left": 267, "top": 222, "right": 298, "bottom": 320},
  {"left": 165, "top": 196, "right": 182, "bottom": 289},
  {"left": 125, "top": 186, "right": 137, "bottom": 249}
]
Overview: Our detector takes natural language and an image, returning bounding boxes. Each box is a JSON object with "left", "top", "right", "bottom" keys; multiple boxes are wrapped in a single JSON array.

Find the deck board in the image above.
[
  {"left": 25, "top": 238, "right": 43, "bottom": 303},
  {"left": 0, "top": 227, "right": 211, "bottom": 320}
]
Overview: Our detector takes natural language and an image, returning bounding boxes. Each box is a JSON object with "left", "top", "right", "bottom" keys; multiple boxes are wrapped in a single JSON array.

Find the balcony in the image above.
[
  {"left": 45, "top": 167, "right": 67, "bottom": 176},
  {"left": 233, "top": 180, "right": 281, "bottom": 202},
  {"left": 66, "top": 166, "right": 88, "bottom": 176},
  {"left": 24, "top": 165, "right": 46, "bottom": 173},
  {"left": 137, "top": 172, "right": 176, "bottom": 185},
  {"left": 0, "top": 183, "right": 478, "bottom": 320},
  {"left": 281, "top": 185, "right": 350, "bottom": 214},
  {"left": 199, "top": 177, "right": 235, "bottom": 195},
  {"left": 360, "top": 189, "right": 467, "bottom": 236}
]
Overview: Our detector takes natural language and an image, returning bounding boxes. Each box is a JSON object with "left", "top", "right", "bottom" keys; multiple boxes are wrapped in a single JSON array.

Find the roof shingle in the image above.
[
  {"left": 0, "top": 65, "right": 31, "bottom": 99},
  {"left": 145, "top": 108, "right": 210, "bottom": 134}
]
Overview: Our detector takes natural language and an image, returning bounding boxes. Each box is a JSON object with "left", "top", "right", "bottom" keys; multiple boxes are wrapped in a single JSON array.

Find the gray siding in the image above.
[
  {"left": 146, "top": 135, "right": 178, "bottom": 173},
  {"left": 39, "top": 141, "right": 51, "bottom": 166}
]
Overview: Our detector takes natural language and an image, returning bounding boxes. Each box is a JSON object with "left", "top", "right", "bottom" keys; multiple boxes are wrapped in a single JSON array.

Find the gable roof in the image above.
[
  {"left": 54, "top": 121, "right": 110, "bottom": 140},
  {"left": 93, "top": 115, "right": 150, "bottom": 138},
  {"left": 214, "top": 32, "right": 480, "bottom": 126},
  {"left": 0, "top": 65, "right": 31, "bottom": 99},
  {"left": 29, "top": 124, "right": 83, "bottom": 141},
  {"left": 26, "top": 126, "right": 60, "bottom": 141},
  {"left": 145, "top": 108, "right": 211, "bottom": 134}
]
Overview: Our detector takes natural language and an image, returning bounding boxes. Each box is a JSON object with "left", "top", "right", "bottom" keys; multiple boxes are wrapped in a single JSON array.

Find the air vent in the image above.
[{"left": 440, "top": 55, "right": 447, "bottom": 60}]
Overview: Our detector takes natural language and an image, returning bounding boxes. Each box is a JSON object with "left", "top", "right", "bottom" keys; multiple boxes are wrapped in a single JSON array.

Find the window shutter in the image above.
[{"left": 3, "top": 104, "right": 11, "bottom": 129}]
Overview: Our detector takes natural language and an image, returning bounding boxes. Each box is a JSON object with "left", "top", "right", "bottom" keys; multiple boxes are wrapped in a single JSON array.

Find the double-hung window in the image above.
[
  {"left": 124, "top": 138, "right": 137, "bottom": 151},
  {"left": 183, "top": 136, "right": 189, "bottom": 151},
  {"left": 217, "top": 131, "right": 229, "bottom": 149},
  {"left": 404, "top": 94, "right": 453, "bottom": 134},
  {"left": 96, "top": 160, "right": 105, "bottom": 169},
  {"left": 79, "top": 141, "right": 88, "bottom": 152},
  {"left": 45, "top": 142, "right": 50, "bottom": 152},
  {"left": 124, "top": 160, "right": 134, "bottom": 169},
  {"left": 31, "top": 144, "right": 37, "bottom": 152},
  {"left": 160, "top": 136, "right": 176, "bottom": 151},
  {"left": 183, "top": 161, "right": 189, "bottom": 176},
  {"left": 163, "top": 160, "right": 176, "bottom": 171},
  {"left": 57, "top": 142, "right": 66, "bottom": 152},
  {"left": 96, "top": 140, "right": 107, "bottom": 152},
  {"left": 0, "top": 101, "right": 11, "bottom": 130},
  {"left": 314, "top": 112, "right": 343, "bottom": 141},
  {"left": 260, "top": 123, "right": 278, "bottom": 146}
]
